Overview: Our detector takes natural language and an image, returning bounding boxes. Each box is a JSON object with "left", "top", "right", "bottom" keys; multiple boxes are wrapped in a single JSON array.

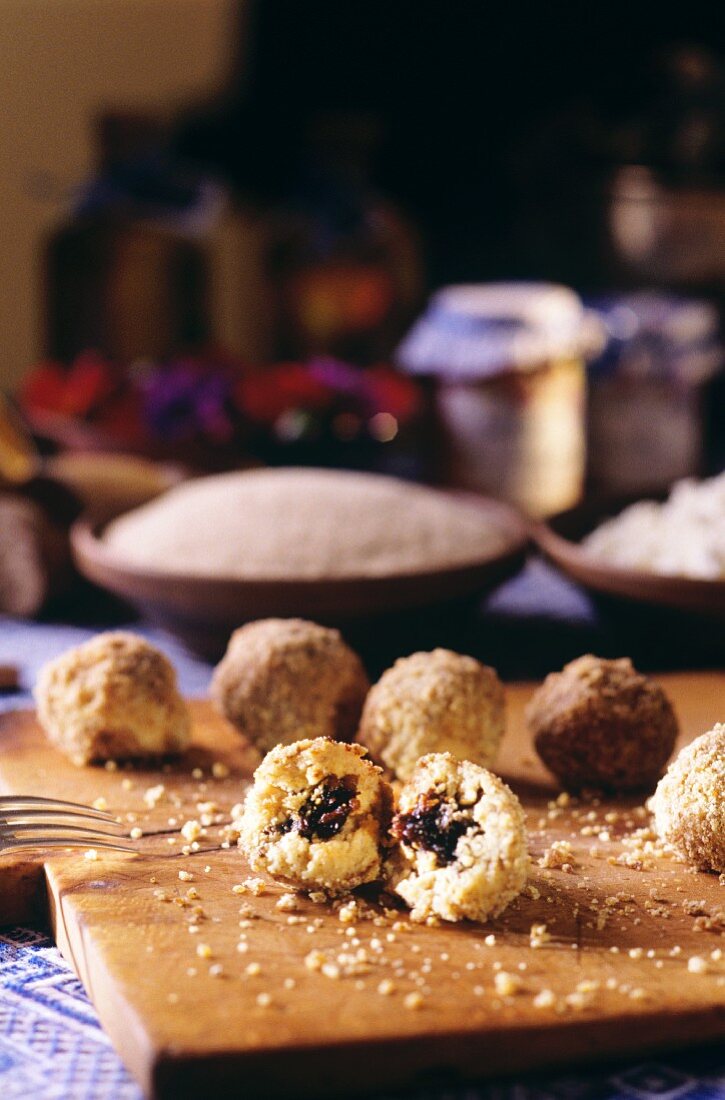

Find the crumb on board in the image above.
[
  {"left": 276, "top": 893, "right": 300, "bottom": 912},
  {"left": 530, "top": 923, "right": 551, "bottom": 948},
  {"left": 533, "top": 989, "right": 556, "bottom": 1009},
  {"left": 143, "top": 784, "right": 166, "bottom": 808},
  {"left": 494, "top": 972, "right": 523, "bottom": 997},
  {"left": 538, "top": 840, "right": 577, "bottom": 872}
]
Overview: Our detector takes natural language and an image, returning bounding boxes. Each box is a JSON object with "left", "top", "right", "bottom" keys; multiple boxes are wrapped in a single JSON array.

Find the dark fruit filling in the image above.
[
  {"left": 279, "top": 775, "right": 359, "bottom": 841},
  {"left": 391, "top": 795, "right": 470, "bottom": 865}
]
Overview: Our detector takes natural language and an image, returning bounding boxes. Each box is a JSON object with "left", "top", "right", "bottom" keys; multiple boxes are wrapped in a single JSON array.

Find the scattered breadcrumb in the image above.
[
  {"left": 143, "top": 784, "right": 165, "bottom": 808},
  {"left": 494, "top": 972, "right": 523, "bottom": 996},
  {"left": 304, "top": 950, "right": 325, "bottom": 971},
  {"left": 240, "top": 878, "right": 267, "bottom": 896},
  {"left": 276, "top": 893, "right": 300, "bottom": 912},
  {"left": 530, "top": 923, "right": 551, "bottom": 948},
  {"left": 539, "top": 840, "right": 577, "bottom": 872},
  {"left": 181, "top": 820, "right": 203, "bottom": 842},
  {"left": 533, "top": 989, "right": 556, "bottom": 1009}
]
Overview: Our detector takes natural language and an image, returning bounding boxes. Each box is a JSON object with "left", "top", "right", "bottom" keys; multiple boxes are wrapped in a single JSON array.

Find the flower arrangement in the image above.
[{"left": 20, "top": 351, "right": 422, "bottom": 468}]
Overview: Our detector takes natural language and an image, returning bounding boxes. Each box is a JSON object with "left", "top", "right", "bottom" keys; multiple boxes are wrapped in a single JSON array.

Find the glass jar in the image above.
[
  {"left": 397, "top": 283, "right": 601, "bottom": 516},
  {"left": 587, "top": 293, "right": 723, "bottom": 495}
]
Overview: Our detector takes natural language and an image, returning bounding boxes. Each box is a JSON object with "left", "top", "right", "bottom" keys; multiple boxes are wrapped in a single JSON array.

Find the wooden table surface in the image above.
[{"left": 0, "top": 672, "right": 723, "bottom": 1099}]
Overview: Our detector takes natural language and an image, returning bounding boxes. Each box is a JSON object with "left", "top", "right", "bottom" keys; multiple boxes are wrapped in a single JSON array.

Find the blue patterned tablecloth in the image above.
[{"left": 0, "top": 566, "right": 723, "bottom": 1100}]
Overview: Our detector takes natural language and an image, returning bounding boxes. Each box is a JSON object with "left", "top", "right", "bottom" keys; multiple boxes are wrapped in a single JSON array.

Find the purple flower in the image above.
[
  {"left": 307, "top": 357, "right": 376, "bottom": 414},
  {"left": 140, "top": 360, "right": 235, "bottom": 442}
]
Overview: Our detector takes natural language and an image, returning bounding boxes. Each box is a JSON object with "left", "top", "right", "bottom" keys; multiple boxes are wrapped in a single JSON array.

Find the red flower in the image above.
[
  {"left": 61, "top": 351, "right": 118, "bottom": 417},
  {"left": 21, "top": 352, "right": 118, "bottom": 419},
  {"left": 94, "top": 390, "right": 146, "bottom": 443},
  {"left": 234, "top": 364, "right": 332, "bottom": 424},
  {"left": 20, "top": 361, "right": 68, "bottom": 413},
  {"left": 365, "top": 366, "right": 421, "bottom": 421}
]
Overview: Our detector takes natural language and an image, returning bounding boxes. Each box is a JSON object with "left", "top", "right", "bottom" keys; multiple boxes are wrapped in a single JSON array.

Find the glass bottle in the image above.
[
  {"left": 44, "top": 111, "right": 215, "bottom": 364},
  {"left": 264, "top": 113, "right": 423, "bottom": 365}
]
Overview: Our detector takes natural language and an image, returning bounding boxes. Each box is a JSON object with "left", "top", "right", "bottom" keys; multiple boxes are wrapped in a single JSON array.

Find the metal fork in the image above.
[{"left": 0, "top": 796, "right": 136, "bottom": 856}]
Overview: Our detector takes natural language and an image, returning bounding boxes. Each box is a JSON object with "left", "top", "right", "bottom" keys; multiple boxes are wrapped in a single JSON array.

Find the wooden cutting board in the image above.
[{"left": 0, "top": 673, "right": 724, "bottom": 1100}]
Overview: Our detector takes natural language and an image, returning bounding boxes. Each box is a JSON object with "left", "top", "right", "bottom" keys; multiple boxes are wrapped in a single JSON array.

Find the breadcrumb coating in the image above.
[
  {"left": 388, "top": 752, "right": 529, "bottom": 923},
  {"left": 357, "top": 649, "right": 504, "bottom": 781},
  {"left": 35, "top": 632, "right": 190, "bottom": 765},
  {"left": 527, "top": 655, "right": 678, "bottom": 792},
  {"left": 212, "top": 619, "right": 369, "bottom": 754},
  {"left": 652, "top": 724, "right": 725, "bottom": 873},
  {"left": 238, "top": 738, "right": 393, "bottom": 895}
]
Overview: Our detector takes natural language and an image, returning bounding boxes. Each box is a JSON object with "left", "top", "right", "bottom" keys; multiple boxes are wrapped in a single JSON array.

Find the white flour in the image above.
[
  {"left": 582, "top": 472, "right": 725, "bottom": 579},
  {"left": 104, "top": 467, "right": 510, "bottom": 580}
]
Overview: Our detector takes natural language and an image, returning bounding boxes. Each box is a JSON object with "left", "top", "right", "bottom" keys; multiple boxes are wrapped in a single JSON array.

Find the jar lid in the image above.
[
  {"left": 397, "top": 282, "right": 604, "bottom": 379},
  {"left": 588, "top": 292, "right": 722, "bottom": 383}
]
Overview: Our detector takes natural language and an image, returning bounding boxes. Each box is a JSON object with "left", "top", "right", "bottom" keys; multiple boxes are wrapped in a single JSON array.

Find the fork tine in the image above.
[
  {"left": 3, "top": 838, "right": 136, "bottom": 855},
  {"left": 0, "top": 796, "right": 117, "bottom": 822},
  {"left": 3, "top": 810, "right": 125, "bottom": 831},
  {"left": 5, "top": 822, "right": 129, "bottom": 841}
]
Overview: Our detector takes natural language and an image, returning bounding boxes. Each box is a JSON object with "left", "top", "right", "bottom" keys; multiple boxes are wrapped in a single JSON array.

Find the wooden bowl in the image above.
[
  {"left": 534, "top": 501, "right": 725, "bottom": 620},
  {"left": 71, "top": 494, "right": 528, "bottom": 657},
  {"left": 44, "top": 452, "right": 186, "bottom": 519}
]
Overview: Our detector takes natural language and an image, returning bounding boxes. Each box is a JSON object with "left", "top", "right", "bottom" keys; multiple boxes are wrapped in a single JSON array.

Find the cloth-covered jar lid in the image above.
[
  {"left": 397, "top": 282, "right": 603, "bottom": 379},
  {"left": 587, "top": 292, "right": 722, "bottom": 383}
]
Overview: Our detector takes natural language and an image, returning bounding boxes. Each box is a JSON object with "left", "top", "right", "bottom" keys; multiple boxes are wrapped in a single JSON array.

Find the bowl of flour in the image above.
[
  {"left": 534, "top": 473, "right": 725, "bottom": 620},
  {"left": 72, "top": 467, "right": 528, "bottom": 654}
]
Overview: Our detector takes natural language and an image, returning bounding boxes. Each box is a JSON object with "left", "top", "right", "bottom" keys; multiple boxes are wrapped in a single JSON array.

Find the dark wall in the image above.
[{"left": 180, "top": 1, "right": 725, "bottom": 288}]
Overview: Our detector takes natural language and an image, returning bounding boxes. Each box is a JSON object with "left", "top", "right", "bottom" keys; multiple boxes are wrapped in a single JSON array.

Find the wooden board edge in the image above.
[
  {"left": 150, "top": 1009, "right": 725, "bottom": 1100},
  {"left": 47, "top": 870, "right": 157, "bottom": 1097},
  {"left": 0, "top": 859, "right": 47, "bottom": 928}
]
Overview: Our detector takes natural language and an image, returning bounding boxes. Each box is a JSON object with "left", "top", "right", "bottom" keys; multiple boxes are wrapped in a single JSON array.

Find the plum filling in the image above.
[
  {"left": 391, "top": 794, "right": 470, "bottom": 865},
  {"left": 279, "top": 775, "right": 359, "bottom": 841}
]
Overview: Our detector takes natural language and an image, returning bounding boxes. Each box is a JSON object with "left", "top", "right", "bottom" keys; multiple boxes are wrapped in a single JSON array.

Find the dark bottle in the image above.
[
  {"left": 45, "top": 112, "right": 213, "bottom": 364},
  {"left": 264, "top": 114, "right": 423, "bottom": 365}
]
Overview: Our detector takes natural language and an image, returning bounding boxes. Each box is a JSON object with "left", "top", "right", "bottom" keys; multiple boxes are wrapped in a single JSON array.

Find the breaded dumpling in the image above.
[
  {"left": 651, "top": 724, "right": 725, "bottom": 873},
  {"left": 35, "top": 632, "right": 190, "bottom": 765},
  {"left": 526, "top": 655, "right": 678, "bottom": 792},
  {"left": 212, "top": 618, "right": 369, "bottom": 754},
  {"left": 388, "top": 752, "right": 529, "bottom": 923},
  {"left": 238, "top": 738, "right": 393, "bottom": 895},
  {"left": 357, "top": 649, "right": 504, "bottom": 781}
]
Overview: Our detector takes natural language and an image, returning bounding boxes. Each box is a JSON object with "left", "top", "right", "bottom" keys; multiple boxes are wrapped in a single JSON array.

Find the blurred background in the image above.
[{"left": 2, "top": 0, "right": 725, "bottom": 515}]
